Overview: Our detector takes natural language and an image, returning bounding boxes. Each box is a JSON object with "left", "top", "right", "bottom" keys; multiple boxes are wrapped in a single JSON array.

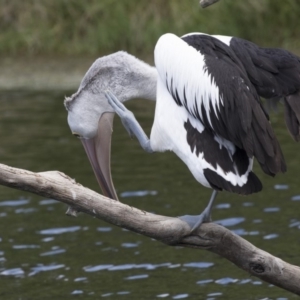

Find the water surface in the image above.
[{"left": 0, "top": 90, "right": 299, "bottom": 299}]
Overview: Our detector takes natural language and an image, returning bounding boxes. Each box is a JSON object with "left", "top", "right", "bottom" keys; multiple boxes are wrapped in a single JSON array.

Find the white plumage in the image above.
[
  {"left": 151, "top": 34, "right": 246, "bottom": 189},
  {"left": 149, "top": 33, "right": 284, "bottom": 194}
]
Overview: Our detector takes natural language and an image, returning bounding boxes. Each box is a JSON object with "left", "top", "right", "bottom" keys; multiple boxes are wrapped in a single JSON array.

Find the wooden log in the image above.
[
  {"left": 200, "top": 0, "right": 220, "bottom": 8},
  {"left": 0, "top": 163, "right": 299, "bottom": 295}
]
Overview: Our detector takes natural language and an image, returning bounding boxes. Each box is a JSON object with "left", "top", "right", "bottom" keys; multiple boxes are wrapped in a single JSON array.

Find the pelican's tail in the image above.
[{"left": 204, "top": 169, "right": 262, "bottom": 195}]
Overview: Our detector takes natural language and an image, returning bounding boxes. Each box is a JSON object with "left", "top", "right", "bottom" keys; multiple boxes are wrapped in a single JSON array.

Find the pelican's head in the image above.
[
  {"left": 65, "top": 51, "right": 157, "bottom": 200},
  {"left": 66, "top": 90, "right": 117, "bottom": 200}
]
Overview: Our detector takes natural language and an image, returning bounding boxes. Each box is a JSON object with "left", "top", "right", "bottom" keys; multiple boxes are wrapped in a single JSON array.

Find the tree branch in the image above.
[
  {"left": 0, "top": 163, "right": 299, "bottom": 295},
  {"left": 199, "top": 0, "right": 220, "bottom": 8}
]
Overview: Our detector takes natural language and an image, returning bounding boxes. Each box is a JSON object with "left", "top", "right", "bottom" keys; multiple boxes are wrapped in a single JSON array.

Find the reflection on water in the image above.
[
  {"left": 0, "top": 90, "right": 299, "bottom": 299},
  {"left": 120, "top": 190, "right": 158, "bottom": 198}
]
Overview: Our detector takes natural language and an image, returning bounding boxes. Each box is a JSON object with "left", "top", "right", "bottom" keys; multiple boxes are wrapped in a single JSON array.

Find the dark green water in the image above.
[{"left": 0, "top": 90, "right": 299, "bottom": 299}]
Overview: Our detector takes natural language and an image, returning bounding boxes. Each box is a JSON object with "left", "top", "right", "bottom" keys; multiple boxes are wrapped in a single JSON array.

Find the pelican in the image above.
[{"left": 65, "top": 33, "right": 287, "bottom": 231}]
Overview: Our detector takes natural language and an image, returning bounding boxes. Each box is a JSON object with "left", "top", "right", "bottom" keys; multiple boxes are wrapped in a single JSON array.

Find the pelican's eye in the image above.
[{"left": 72, "top": 132, "right": 81, "bottom": 138}]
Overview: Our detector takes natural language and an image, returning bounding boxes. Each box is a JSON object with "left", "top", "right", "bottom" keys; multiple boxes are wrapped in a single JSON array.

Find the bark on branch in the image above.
[
  {"left": 0, "top": 163, "right": 299, "bottom": 295},
  {"left": 199, "top": 0, "right": 220, "bottom": 8}
]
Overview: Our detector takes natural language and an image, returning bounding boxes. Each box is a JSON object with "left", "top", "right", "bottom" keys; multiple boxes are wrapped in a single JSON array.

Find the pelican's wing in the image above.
[
  {"left": 227, "top": 37, "right": 300, "bottom": 98},
  {"left": 154, "top": 33, "right": 286, "bottom": 176},
  {"left": 228, "top": 37, "right": 300, "bottom": 141}
]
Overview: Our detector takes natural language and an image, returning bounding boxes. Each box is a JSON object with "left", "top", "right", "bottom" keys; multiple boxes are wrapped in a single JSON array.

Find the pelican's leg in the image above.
[
  {"left": 105, "top": 90, "right": 153, "bottom": 153},
  {"left": 179, "top": 190, "right": 218, "bottom": 232}
]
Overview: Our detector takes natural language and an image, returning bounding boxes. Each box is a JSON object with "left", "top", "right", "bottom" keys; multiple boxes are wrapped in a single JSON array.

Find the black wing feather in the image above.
[
  {"left": 181, "top": 34, "right": 286, "bottom": 176},
  {"left": 230, "top": 37, "right": 300, "bottom": 140},
  {"left": 230, "top": 37, "right": 300, "bottom": 98}
]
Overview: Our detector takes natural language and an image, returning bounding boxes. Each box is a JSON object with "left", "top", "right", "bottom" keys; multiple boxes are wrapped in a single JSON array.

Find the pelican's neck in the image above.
[
  {"left": 119, "top": 55, "right": 158, "bottom": 103},
  {"left": 68, "top": 51, "right": 158, "bottom": 116}
]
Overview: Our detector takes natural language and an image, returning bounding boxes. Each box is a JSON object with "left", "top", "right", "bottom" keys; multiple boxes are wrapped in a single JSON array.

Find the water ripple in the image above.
[
  {"left": 84, "top": 262, "right": 214, "bottom": 273},
  {"left": 215, "top": 217, "right": 245, "bottom": 227},
  {"left": 196, "top": 279, "right": 214, "bottom": 285},
  {"left": 15, "top": 208, "right": 37, "bottom": 214},
  {"left": 117, "top": 291, "right": 130, "bottom": 295},
  {"left": 196, "top": 278, "right": 258, "bottom": 286},
  {"left": 0, "top": 199, "right": 29, "bottom": 206},
  {"left": 215, "top": 203, "right": 230, "bottom": 209},
  {"left": 39, "top": 199, "right": 58, "bottom": 205},
  {"left": 173, "top": 294, "right": 189, "bottom": 299},
  {"left": 74, "top": 277, "right": 87, "bottom": 282},
  {"left": 109, "top": 264, "right": 135, "bottom": 271},
  {"left": 263, "top": 207, "right": 280, "bottom": 213},
  {"left": 231, "top": 229, "right": 260, "bottom": 236},
  {"left": 125, "top": 274, "right": 149, "bottom": 280},
  {"left": 0, "top": 268, "right": 24, "bottom": 276},
  {"left": 183, "top": 262, "right": 214, "bottom": 268},
  {"left": 289, "top": 220, "right": 300, "bottom": 228},
  {"left": 207, "top": 292, "right": 222, "bottom": 297},
  {"left": 71, "top": 290, "right": 83, "bottom": 295},
  {"left": 263, "top": 234, "right": 279, "bottom": 240},
  {"left": 120, "top": 190, "right": 158, "bottom": 198},
  {"left": 168, "top": 264, "right": 181, "bottom": 269},
  {"left": 38, "top": 226, "right": 81, "bottom": 235},
  {"left": 42, "top": 237, "right": 55, "bottom": 242},
  {"left": 135, "top": 263, "right": 157, "bottom": 270},
  {"left": 215, "top": 277, "right": 238, "bottom": 284},
  {"left": 84, "top": 265, "right": 113, "bottom": 272},
  {"left": 102, "top": 293, "right": 113, "bottom": 297},
  {"left": 121, "top": 242, "right": 139, "bottom": 248},
  {"left": 157, "top": 294, "right": 169, "bottom": 298},
  {"left": 13, "top": 244, "right": 40, "bottom": 249},
  {"left": 238, "top": 279, "right": 252, "bottom": 284},
  {"left": 97, "top": 227, "right": 112, "bottom": 232},
  {"left": 29, "top": 263, "right": 65, "bottom": 276},
  {"left": 40, "top": 248, "right": 66, "bottom": 256},
  {"left": 274, "top": 184, "right": 289, "bottom": 190},
  {"left": 153, "top": 263, "right": 172, "bottom": 268}
]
